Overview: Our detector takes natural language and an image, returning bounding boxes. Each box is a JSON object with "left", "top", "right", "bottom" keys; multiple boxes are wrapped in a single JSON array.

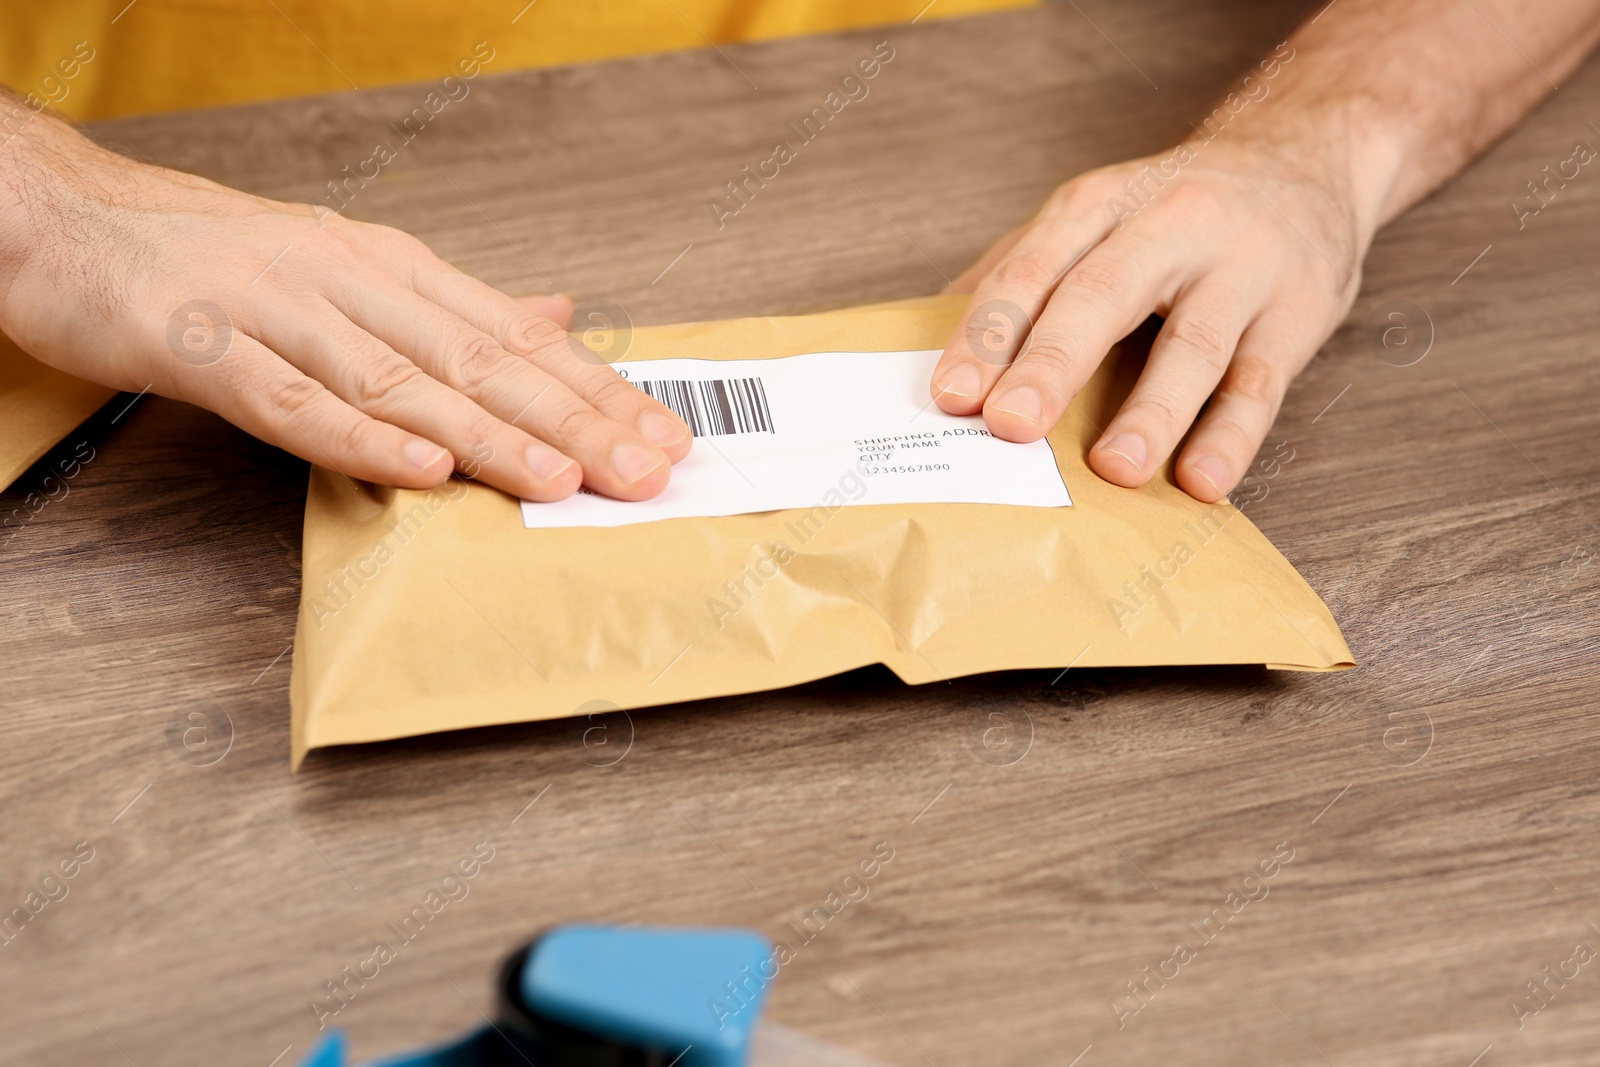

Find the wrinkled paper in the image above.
[{"left": 291, "top": 296, "right": 1353, "bottom": 767}]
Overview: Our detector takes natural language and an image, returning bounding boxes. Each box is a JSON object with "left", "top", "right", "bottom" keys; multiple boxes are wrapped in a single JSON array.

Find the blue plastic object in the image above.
[
  {"left": 301, "top": 1031, "right": 346, "bottom": 1067},
  {"left": 303, "top": 1025, "right": 493, "bottom": 1067},
  {"left": 301, "top": 925, "right": 774, "bottom": 1067},
  {"left": 523, "top": 925, "right": 774, "bottom": 1067}
]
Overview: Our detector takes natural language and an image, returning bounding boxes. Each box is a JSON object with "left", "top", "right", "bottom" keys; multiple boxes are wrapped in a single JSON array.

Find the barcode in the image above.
[{"left": 632, "top": 377, "right": 774, "bottom": 437}]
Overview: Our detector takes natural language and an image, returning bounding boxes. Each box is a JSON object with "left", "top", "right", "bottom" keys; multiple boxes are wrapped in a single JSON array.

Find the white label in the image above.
[{"left": 520, "top": 349, "right": 1071, "bottom": 529}]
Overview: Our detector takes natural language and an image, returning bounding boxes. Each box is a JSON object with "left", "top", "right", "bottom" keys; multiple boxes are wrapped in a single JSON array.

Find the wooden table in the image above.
[{"left": 5, "top": 2, "right": 1600, "bottom": 1064}]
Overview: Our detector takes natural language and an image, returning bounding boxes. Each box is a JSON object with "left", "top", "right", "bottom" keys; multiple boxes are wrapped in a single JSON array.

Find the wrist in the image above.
[
  {"left": 1187, "top": 89, "right": 1407, "bottom": 258},
  {"left": 0, "top": 93, "right": 45, "bottom": 299},
  {"left": 0, "top": 100, "right": 108, "bottom": 323}
]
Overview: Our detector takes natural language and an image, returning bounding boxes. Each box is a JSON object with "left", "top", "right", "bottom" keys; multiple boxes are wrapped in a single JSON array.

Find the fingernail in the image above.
[
  {"left": 1098, "top": 432, "right": 1147, "bottom": 472},
  {"left": 525, "top": 444, "right": 575, "bottom": 482},
  {"left": 1190, "top": 455, "right": 1228, "bottom": 494},
  {"left": 638, "top": 410, "right": 687, "bottom": 447},
  {"left": 990, "top": 386, "right": 1042, "bottom": 425},
  {"left": 403, "top": 439, "right": 449, "bottom": 470},
  {"left": 937, "top": 363, "right": 982, "bottom": 399},
  {"left": 611, "top": 441, "right": 666, "bottom": 484}
]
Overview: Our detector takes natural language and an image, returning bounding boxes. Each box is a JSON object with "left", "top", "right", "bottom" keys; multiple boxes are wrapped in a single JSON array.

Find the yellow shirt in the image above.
[{"left": 4, "top": 0, "right": 1032, "bottom": 121}]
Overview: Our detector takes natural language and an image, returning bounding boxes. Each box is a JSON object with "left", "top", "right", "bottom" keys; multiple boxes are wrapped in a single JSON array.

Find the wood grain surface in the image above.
[{"left": 4, "top": 3, "right": 1600, "bottom": 1065}]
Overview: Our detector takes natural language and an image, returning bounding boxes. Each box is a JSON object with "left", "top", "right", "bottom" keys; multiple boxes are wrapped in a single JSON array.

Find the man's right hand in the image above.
[{"left": 0, "top": 103, "right": 691, "bottom": 501}]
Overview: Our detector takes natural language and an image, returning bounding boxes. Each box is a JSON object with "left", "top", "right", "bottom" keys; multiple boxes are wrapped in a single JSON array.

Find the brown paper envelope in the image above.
[
  {"left": 1, "top": 337, "right": 117, "bottom": 492},
  {"left": 291, "top": 295, "right": 1353, "bottom": 767}
]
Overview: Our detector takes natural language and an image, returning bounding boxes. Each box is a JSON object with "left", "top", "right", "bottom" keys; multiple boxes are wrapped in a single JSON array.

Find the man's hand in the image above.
[
  {"left": 0, "top": 106, "right": 691, "bottom": 501},
  {"left": 931, "top": 139, "right": 1361, "bottom": 503},
  {"left": 931, "top": 0, "right": 1600, "bottom": 504}
]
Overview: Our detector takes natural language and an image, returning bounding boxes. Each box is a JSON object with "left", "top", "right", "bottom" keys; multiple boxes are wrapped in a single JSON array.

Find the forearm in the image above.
[
  {"left": 0, "top": 87, "right": 45, "bottom": 290},
  {"left": 0, "top": 87, "right": 100, "bottom": 306},
  {"left": 0, "top": 88, "right": 216, "bottom": 335},
  {"left": 1217, "top": 0, "right": 1600, "bottom": 241}
]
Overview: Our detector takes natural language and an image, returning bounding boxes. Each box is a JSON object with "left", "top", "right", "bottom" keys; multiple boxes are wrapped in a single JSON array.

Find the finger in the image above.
[
  {"left": 930, "top": 199, "right": 1119, "bottom": 415},
  {"left": 514, "top": 293, "right": 575, "bottom": 329},
  {"left": 1174, "top": 314, "right": 1305, "bottom": 502},
  {"left": 982, "top": 234, "right": 1179, "bottom": 443},
  {"left": 1088, "top": 279, "right": 1251, "bottom": 487},
  {"left": 256, "top": 306, "right": 588, "bottom": 502},
  {"left": 318, "top": 290, "right": 673, "bottom": 500},
  {"left": 189, "top": 332, "right": 455, "bottom": 488},
  {"left": 946, "top": 224, "right": 1027, "bottom": 294},
  {"left": 413, "top": 268, "right": 692, "bottom": 462}
]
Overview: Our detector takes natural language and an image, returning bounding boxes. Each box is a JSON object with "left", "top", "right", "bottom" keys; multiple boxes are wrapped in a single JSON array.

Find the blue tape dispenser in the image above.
[{"left": 302, "top": 924, "right": 886, "bottom": 1067}]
